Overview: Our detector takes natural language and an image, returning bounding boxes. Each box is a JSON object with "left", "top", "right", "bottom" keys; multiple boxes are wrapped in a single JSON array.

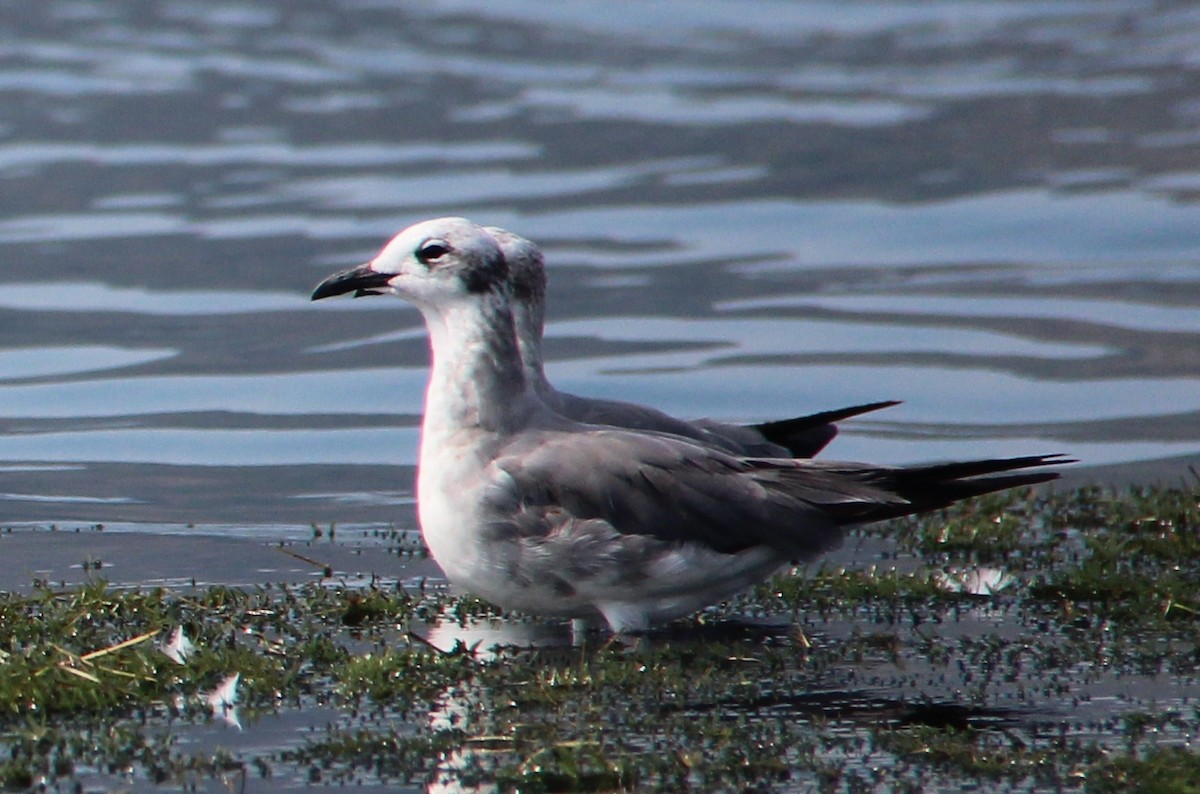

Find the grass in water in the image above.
[{"left": 0, "top": 483, "right": 1197, "bottom": 791}]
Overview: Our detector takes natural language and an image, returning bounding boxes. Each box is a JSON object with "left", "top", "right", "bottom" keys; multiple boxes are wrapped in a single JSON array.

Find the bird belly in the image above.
[
  {"left": 416, "top": 445, "right": 788, "bottom": 629},
  {"left": 421, "top": 491, "right": 786, "bottom": 629}
]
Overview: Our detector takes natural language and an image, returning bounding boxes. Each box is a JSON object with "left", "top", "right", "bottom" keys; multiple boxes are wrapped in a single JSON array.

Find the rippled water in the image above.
[{"left": 1, "top": 0, "right": 1198, "bottom": 533}]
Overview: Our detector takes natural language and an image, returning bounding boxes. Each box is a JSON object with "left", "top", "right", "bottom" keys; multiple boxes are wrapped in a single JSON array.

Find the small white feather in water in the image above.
[
  {"left": 205, "top": 673, "right": 241, "bottom": 730},
  {"left": 935, "top": 566, "right": 1016, "bottom": 596},
  {"left": 160, "top": 626, "right": 195, "bottom": 665}
]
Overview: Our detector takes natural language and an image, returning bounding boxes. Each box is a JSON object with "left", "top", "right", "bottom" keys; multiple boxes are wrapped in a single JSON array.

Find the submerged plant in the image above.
[{"left": 0, "top": 483, "right": 1197, "bottom": 791}]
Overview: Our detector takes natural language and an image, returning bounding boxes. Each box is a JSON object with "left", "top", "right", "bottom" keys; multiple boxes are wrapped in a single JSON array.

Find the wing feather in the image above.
[
  {"left": 490, "top": 429, "right": 842, "bottom": 557},
  {"left": 486, "top": 428, "right": 1067, "bottom": 558}
]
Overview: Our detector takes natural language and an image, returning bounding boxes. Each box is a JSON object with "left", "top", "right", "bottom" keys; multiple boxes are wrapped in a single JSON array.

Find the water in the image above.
[{"left": 1, "top": 0, "right": 1198, "bottom": 534}]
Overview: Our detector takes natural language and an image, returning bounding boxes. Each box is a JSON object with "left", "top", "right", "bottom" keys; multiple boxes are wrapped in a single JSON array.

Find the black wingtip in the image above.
[
  {"left": 900, "top": 453, "right": 1074, "bottom": 511},
  {"left": 903, "top": 453, "right": 1076, "bottom": 482},
  {"left": 752, "top": 400, "right": 901, "bottom": 438},
  {"left": 751, "top": 399, "right": 902, "bottom": 456},
  {"left": 836, "top": 453, "right": 1076, "bottom": 525}
]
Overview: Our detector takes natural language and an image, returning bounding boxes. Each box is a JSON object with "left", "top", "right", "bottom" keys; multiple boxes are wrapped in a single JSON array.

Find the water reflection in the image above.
[
  {"left": 726, "top": 294, "right": 1200, "bottom": 335},
  {"left": 0, "top": 345, "right": 174, "bottom": 379}
]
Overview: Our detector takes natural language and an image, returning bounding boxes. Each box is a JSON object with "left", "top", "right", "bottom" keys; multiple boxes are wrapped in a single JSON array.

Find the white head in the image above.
[
  {"left": 313, "top": 217, "right": 531, "bottom": 432},
  {"left": 311, "top": 217, "right": 510, "bottom": 311}
]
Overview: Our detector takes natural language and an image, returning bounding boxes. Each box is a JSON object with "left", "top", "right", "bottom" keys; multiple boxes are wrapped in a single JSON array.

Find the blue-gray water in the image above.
[{"left": 1, "top": 0, "right": 1198, "bottom": 534}]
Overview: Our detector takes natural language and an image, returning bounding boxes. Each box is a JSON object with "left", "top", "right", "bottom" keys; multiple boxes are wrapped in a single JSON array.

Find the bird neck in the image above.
[
  {"left": 421, "top": 292, "right": 532, "bottom": 436},
  {"left": 512, "top": 304, "right": 555, "bottom": 400}
]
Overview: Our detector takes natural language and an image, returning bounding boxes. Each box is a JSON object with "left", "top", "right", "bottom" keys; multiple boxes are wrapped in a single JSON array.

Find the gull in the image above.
[
  {"left": 312, "top": 217, "right": 1069, "bottom": 632},
  {"left": 484, "top": 225, "right": 897, "bottom": 457}
]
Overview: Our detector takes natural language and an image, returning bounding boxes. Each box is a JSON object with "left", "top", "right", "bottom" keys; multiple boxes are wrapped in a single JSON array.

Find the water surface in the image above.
[{"left": 0, "top": 0, "right": 1197, "bottom": 535}]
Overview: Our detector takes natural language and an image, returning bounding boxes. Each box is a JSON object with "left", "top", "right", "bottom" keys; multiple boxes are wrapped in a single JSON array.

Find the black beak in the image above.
[{"left": 311, "top": 263, "right": 394, "bottom": 301}]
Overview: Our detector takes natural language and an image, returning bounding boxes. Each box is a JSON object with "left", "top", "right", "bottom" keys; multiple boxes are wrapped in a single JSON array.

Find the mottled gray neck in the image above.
[
  {"left": 512, "top": 299, "right": 554, "bottom": 400},
  {"left": 422, "top": 290, "right": 532, "bottom": 436}
]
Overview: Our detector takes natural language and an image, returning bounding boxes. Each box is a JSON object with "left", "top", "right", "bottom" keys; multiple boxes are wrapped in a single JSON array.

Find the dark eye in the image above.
[{"left": 416, "top": 240, "right": 450, "bottom": 265}]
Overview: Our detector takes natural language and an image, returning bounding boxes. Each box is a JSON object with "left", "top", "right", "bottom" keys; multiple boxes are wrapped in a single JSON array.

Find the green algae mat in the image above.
[{"left": 2, "top": 484, "right": 1199, "bottom": 792}]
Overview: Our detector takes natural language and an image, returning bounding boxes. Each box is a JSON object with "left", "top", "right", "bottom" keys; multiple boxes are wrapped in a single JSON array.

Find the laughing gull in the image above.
[
  {"left": 484, "top": 225, "right": 898, "bottom": 457},
  {"left": 312, "top": 217, "right": 1069, "bottom": 632}
]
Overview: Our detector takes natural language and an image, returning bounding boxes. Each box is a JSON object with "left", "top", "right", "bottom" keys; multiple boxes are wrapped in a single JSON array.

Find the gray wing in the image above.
[
  {"left": 553, "top": 390, "right": 899, "bottom": 458},
  {"left": 487, "top": 428, "right": 1069, "bottom": 558},
  {"left": 487, "top": 429, "right": 901, "bottom": 558},
  {"left": 550, "top": 391, "right": 787, "bottom": 455}
]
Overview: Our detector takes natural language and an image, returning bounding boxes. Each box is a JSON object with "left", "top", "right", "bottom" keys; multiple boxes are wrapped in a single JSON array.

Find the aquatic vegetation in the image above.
[
  {"left": 892, "top": 488, "right": 1051, "bottom": 561},
  {"left": 0, "top": 483, "right": 1197, "bottom": 790},
  {"left": 336, "top": 645, "right": 476, "bottom": 704},
  {"left": 1086, "top": 746, "right": 1200, "bottom": 794}
]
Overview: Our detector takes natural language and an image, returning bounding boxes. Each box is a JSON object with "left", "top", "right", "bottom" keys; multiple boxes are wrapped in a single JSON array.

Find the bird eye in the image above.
[{"left": 416, "top": 240, "right": 450, "bottom": 265}]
